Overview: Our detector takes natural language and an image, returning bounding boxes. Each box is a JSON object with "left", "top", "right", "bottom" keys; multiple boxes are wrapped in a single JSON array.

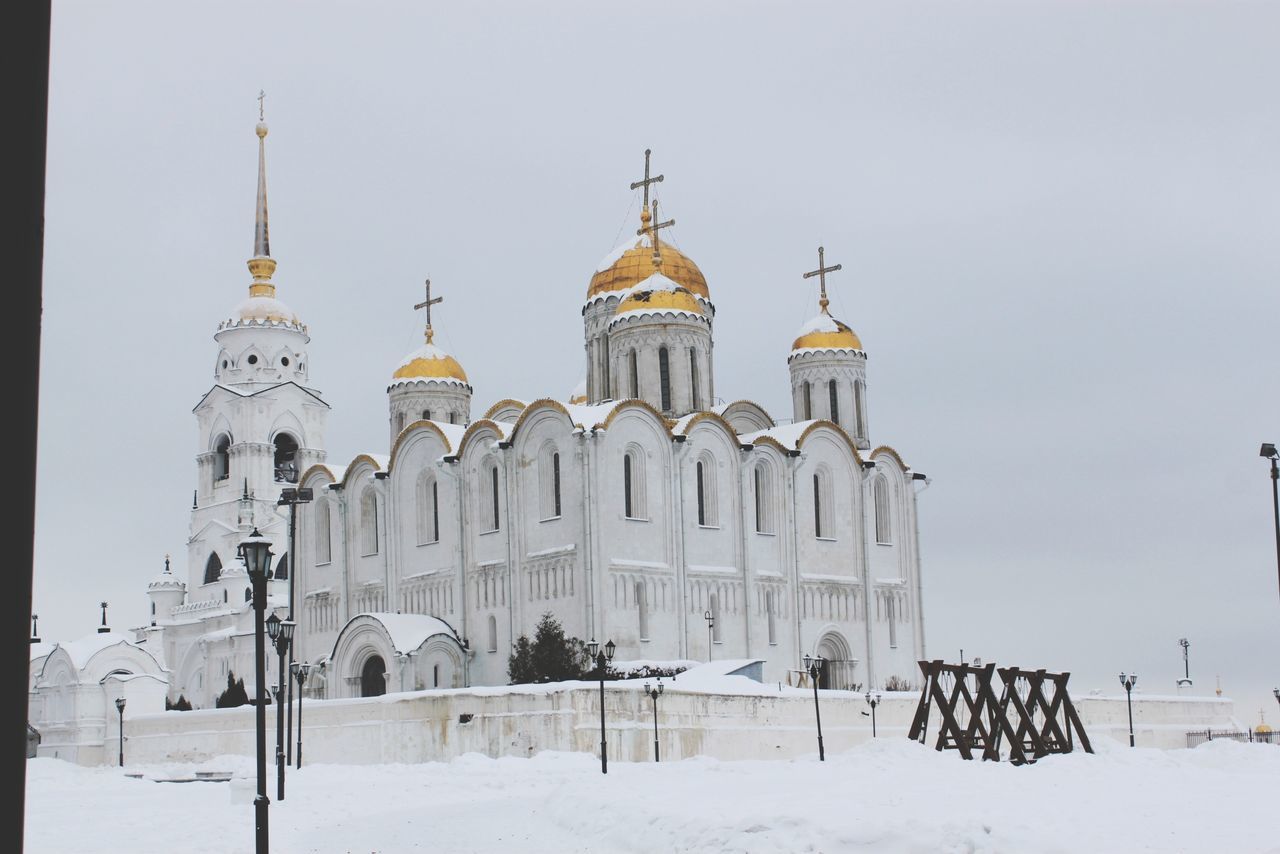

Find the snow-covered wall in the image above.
[{"left": 114, "top": 683, "right": 1236, "bottom": 768}]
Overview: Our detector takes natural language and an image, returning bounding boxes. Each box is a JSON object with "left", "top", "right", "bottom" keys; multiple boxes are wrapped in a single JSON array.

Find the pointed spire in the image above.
[{"left": 247, "top": 90, "right": 278, "bottom": 298}]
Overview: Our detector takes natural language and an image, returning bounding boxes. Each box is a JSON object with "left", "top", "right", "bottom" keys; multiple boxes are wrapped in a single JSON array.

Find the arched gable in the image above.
[
  {"left": 797, "top": 420, "right": 865, "bottom": 465},
  {"left": 675, "top": 411, "right": 740, "bottom": 446},
  {"left": 510, "top": 399, "right": 578, "bottom": 441},
  {"left": 483, "top": 399, "right": 528, "bottom": 422},
  {"left": 595, "top": 399, "right": 673, "bottom": 436},
  {"left": 269, "top": 410, "right": 308, "bottom": 449},
  {"left": 339, "top": 454, "right": 384, "bottom": 488},
  {"left": 718, "top": 400, "right": 775, "bottom": 434},
  {"left": 870, "top": 445, "right": 910, "bottom": 472},
  {"left": 388, "top": 420, "right": 455, "bottom": 473},
  {"left": 456, "top": 419, "right": 509, "bottom": 459},
  {"left": 328, "top": 613, "right": 463, "bottom": 699}
]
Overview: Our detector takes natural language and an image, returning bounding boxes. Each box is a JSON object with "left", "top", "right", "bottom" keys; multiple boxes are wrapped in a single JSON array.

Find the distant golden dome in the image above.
[
  {"left": 568, "top": 378, "right": 587, "bottom": 405},
  {"left": 1257, "top": 723, "right": 1273, "bottom": 734},
  {"left": 791, "top": 312, "right": 862, "bottom": 352},
  {"left": 589, "top": 237, "right": 708, "bottom": 301},
  {"left": 392, "top": 342, "right": 469, "bottom": 384}
]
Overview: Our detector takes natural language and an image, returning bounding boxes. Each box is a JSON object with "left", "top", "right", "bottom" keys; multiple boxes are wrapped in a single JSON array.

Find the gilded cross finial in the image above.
[
  {"left": 414, "top": 278, "right": 444, "bottom": 344},
  {"left": 258, "top": 90, "right": 266, "bottom": 122},
  {"left": 802, "top": 245, "right": 842, "bottom": 314},
  {"left": 630, "top": 148, "right": 664, "bottom": 212},
  {"left": 638, "top": 198, "right": 675, "bottom": 270}
]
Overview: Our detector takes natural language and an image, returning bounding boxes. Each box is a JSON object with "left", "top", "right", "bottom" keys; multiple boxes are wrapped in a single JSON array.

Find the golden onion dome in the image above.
[
  {"left": 568, "top": 378, "right": 587, "bottom": 405},
  {"left": 392, "top": 342, "right": 469, "bottom": 384},
  {"left": 791, "top": 312, "right": 862, "bottom": 352},
  {"left": 589, "top": 209, "right": 708, "bottom": 301},
  {"left": 614, "top": 273, "right": 705, "bottom": 319}
]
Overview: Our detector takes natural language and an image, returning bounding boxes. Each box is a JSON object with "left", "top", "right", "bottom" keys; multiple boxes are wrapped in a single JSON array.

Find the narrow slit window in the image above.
[
  {"left": 828, "top": 379, "right": 840, "bottom": 426},
  {"left": 658, "top": 346, "right": 671, "bottom": 412}
]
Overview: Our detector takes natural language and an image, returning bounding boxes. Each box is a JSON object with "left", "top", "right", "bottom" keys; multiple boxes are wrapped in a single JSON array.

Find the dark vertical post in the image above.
[
  {"left": 251, "top": 572, "right": 270, "bottom": 852},
  {"left": 115, "top": 698, "right": 125, "bottom": 766},
  {"left": 1271, "top": 456, "right": 1280, "bottom": 602},
  {"left": 275, "top": 643, "right": 286, "bottom": 800},
  {"left": 286, "top": 501, "right": 295, "bottom": 765},
  {"left": 652, "top": 692, "right": 660, "bottom": 762},
  {"left": 294, "top": 664, "right": 306, "bottom": 769},
  {"left": 806, "top": 657, "right": 826, "bottom": 761},
  {"left": 1125, "top": 685, "right": 1134, "bottom": 747},
  {"left": 598, "top": 654, "right": 608, "bottom": 775}
]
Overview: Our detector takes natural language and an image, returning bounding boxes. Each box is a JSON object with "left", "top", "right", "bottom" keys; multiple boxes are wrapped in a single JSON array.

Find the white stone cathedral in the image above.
[{"left": 142, "top": 122, "right": 929, "bottom": 707}]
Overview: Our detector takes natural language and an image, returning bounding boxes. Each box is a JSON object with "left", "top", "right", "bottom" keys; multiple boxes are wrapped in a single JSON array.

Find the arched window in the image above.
[
  {"left": 637, "top": 581, "right": 649, "bottom": 640},
  {"left": 315, "top": 500, "right": 332, "bottom": 564},
  {"left": 658, "top": 346, "right": 671, "bottom": 412},
  {"left": 754, "top": 464, "right": 773, "bottom": 534},
  {"left": 422, "top": 409, "right": 431, "bottom": 421},
  {"left": 244, "top": 587, "right": 252, "bottom": 602},
  {"left": 274, "top": 433, "right": 300, "bottom": 483},
  {"left": 212, "top": 434, "right": 231, "bottom": 481},
  {"left": 417, "top": 472, "right": 439, "bottom": 545},
  {"left": 203, "top": 552, "right": 222, "bottom": 585},
  {"left": 828, "top": 380, "right": 840, "bottom": 426},
  {"left": 696, "top": 456, "right": 718, "bottom": 527},
  {"left": 874, "top": 477, "right": 892, "bottom": 544},
  {"left": 274, "top": 552, "right": 289, "bottom": 581},
  {"left": 766, "top": 590, "right": 777, "bottom": 645},
  {"left": 394, "top": 411, "right": 405, "bottom": 437},
  {"left": 449, "top": 412, "right": 458, "bottom": 425},
  {"left": 629, "top": 349, "right": 639, "bottom": 399},
  {"left": 813, "top": 469, "right": 832, "bottom": 539},
  {"left": 360, "top": 489, "right": 379, "bottom": 555},
  {"left": 689, "top": 348, "right": 700, "bottom": 411},
  {"left": 487, "top": 615, "right": 498, "bottom": 653},
  {"left": 623, "top": 449, "right": 646, "bottom": 519},
  {"left": 854, "top": 380, "right": 866, "bottom": 437},
  {"left": 483, "top": 461, "right": 501, "bottom": 532},
  {"left": 539, "top": 445, "right": 561, "bottom": 520},
  {"left": 803, "top": 382, "right": 812, "bottom": 421},
  {"left": 360, "top": 656, "right": 386, "bottom": 697}
]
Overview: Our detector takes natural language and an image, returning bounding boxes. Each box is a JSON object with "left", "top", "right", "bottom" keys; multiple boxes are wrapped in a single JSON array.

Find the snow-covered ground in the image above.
[{"left": 25, "top": 738, "right": 1277, "bottom": 853}]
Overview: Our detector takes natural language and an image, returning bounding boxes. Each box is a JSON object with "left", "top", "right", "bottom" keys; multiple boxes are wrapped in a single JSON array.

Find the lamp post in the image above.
[
  {"left": 1260, "top": 444, "right": 1280, "bottom": 602},
  {"left": 240, "top": 528, "right": 274, "bottom": 854},
  {"left": 703, "top": 610, "right": 714, "bottom": 660},
  {"left": 266, "top": 613, "right": 294, "bottom": 801},
  {"left": 643, "top": 679, "right": 664, "bottom": 762},
  {"left": 1177, "top": 638, "right": 1191, "bottom": 686},
  {"left": 803, "top": 654, "right": 826, "bottom": 761},
  {"left": 586, "top": 638, "right": 616, "bottom": 774},
  {"left": 276, "top": 486, "right": 312, "bottom": 767},
  {"left": 1119, "top": 672, "right": 1137, "bottom": 747},
  {"left": 864, "top": 690, "right": 881, "bottom": 738},
  {"left": 114, "top": 697, "right": 126, "bottom": 766},
  {"left": 293, "top": 662, "right": 307, "bottom": 769}
]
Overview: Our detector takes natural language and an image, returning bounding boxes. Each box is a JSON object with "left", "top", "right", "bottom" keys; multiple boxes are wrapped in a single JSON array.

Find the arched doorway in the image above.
[
  {"left": 360, "top": 655, "right": 386, "bottom": 697},
  {"left": 274, "top": 433, "right": 299, "bottom": 483},
  {"left": 815, "top": 631, "right": 855, "bottom": 690}
]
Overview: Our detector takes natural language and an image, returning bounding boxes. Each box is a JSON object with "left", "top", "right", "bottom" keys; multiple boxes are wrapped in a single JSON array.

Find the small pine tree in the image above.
[
  {"left": 507, "top": 613, "right": 592, "bottom": 684},
  {"left": 165, "top": 694, "right": 193, "bottom": 712},
  {"left": 215, "top": 672, "right": 250, "bottom": 708}
]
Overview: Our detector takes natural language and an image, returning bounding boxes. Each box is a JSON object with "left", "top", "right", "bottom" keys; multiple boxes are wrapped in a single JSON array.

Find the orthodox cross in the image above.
[
  {"left": 803, "top": 245, "right": 842, "bottom": 314},
  {"left": 258, "top": 89, "right": 266, "bottom": 121},
  {"left": 414, "top": 279, "right": 443, "bottom": 343},
  {"left": 99, "top": 602, "right": 109, "bottom": 631},
  {"left": 638, "top": 199, "right": 676, "bottom": 269},
  {"left": 630, "top": 148, "right": 664, "bottom": 210}
]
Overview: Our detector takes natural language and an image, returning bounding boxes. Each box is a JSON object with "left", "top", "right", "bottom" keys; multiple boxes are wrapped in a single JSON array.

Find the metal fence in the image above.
[{"left": 1186, "top": 729, "right": 1275, "bottom": 748}]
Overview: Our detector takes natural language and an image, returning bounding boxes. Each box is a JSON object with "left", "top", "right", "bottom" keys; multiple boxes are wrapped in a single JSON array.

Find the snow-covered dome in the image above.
[
  {"left": 610, "top": 272, "right": 706, "bottom": 327},
  {"left": 791, "top": 312, "right": 862, "bottom": 353},
  {"left": 568, "top": 377, "right": 587, "bottom": 405},
  {"left": 392, "top": 341, "right": 469, "bottom": 385},
  {"left": 588, "top": 208, "right": 708, "bottom": 302},
  {"left": 147, "top": 557, "right": 186, "bottom": 593},
  {"left": 232, "top": 294, "right": 302, "bottom": 326}
]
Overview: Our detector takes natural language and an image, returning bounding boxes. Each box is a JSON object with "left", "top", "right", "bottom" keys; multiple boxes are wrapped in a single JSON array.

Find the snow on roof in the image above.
[
  {"left": 57, "top": 632, "right": 143, "bottom": 670},
  {"left": 795, "top": 313, "right": 842, "bottom": 337},
  {"left": 665, "top": 659, "right": 779, "bottom": 695},
  {"left": 629, "top": 271, "right": 682, "bottom": 293},
  {"left": 433, "top": 421, "right": 467, "bottom": 451},
  {"left": 30, "top": 642, "right": 53, "bottom": 662},
  {"left": 738, "top": 420, "right": 819, "bottom": 450},
  {"left": 594, "top": 232, "right": 650, "bottom": 273},
  {"left": 569, "top": 377, "right": 586, "bottom": 399},
  {"left": 560, "top": 400, "right": 628, "bottom": 430},
  {"left": 359, "top": 612, "right": 459, "bottom": 654}
]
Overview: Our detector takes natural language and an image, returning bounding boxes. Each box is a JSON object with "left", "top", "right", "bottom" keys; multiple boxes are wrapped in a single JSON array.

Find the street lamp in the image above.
[
  {"left": 1177, "top": 638, "right": 1191, "bottom": 686},
  {"left": 292, "top": 661, "right": 308, "bottom": 769},
  {"left": 864, "top": 690, "right": 882, "bottom": 738},
  {"left": 803, "top": 654, "right": 826, "bottom": 761},
  {"left": 1260, "top": 443, "right": 1280, "bottom": 602},
  {"left": 586, "top": 638, "right": 616, "bottom": 774},
  {"left": 266, "top": 613, "right": 294, "bottom": 801},
  {"left": 240, "top": 527, "right": 274, "bottom": 854},
  {"left": 643, "top": 679, "right": 664, "bottom": 762},
  {"left": 114, "top": 697, "right": 126, "bottom": 766},
  {"left": 1119, "top": 672, "right": 1138, "bottom": 747},
  {"left": 703, "top": 610, "right": 714, "bottom": 661},
  {"left": 276, "top": 485, "right": 312, "bottom": 766}
]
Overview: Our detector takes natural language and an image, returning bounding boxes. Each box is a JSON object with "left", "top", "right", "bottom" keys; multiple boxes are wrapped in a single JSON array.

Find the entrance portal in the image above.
[{"left": 360, "top": 655, "right": 386, "bottom": 697}]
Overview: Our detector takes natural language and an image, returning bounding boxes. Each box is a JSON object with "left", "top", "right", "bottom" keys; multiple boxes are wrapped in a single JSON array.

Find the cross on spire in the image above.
[
  {"left": 630, "top": 148, "right": 664, "bottom": 210},
  {"left": 258, "top": 89, "right": 266, "bottom": 122},
  {"left": 638, "top": 199, "right": 675, "bottom": 270},
  {"left": 414, "top": 278, "right": 444, "bottom": 344},
  {"left": 802, "top": 245, "right": 843, "bottom": 314}
]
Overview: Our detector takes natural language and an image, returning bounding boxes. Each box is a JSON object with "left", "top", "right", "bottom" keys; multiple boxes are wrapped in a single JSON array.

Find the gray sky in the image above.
[{"left": 36, "top": 0, "right": 1280, "bottom": 721}]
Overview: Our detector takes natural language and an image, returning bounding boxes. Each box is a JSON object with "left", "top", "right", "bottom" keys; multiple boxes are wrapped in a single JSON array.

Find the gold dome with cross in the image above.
[
  {"left": 791, "top": 245, "right": 862, "bottom": 352},
  {"left": 392, "top": 279, "right": 469, "bottom": 384}
]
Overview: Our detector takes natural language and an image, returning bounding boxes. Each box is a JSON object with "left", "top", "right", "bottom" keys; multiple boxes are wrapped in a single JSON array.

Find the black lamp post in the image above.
[
  {"left": 115, "top": 697, "right": 126, "bottom": 766},
  {"left": 292, "top": 661, "right": 308, "bottom": 769},
  {"left": 266, "top": 613, "right": 294, "bottom": 801},
  {"left": 864, "top": 690, "right": 881, "bottom": 738},
  {"left": 586, "top": 638, "right": 616, "bottom": 774},
  {"left": 803, "top": 654, "right": 826, "bottom": 761},
  {"left": 240, "top": 528, "right": 274, "bottom": 854},
  {"left": 1260, "top": 444, "right": 1280, "bottom": 602},
  {"left": 703, "top": 610, "right": 714, "bottom": 660},
  {"left": 643, "top": 679, "right": 664, "bottom": 762},
  {"left": 1177, "top": 638, "right": 1191, "bottom": 686},
  {"left": 1119, "top": 672, "right": 1137, "bottom": 747},
  {"left": 276, "top": 486, "right": 312, "bottom": 767}
]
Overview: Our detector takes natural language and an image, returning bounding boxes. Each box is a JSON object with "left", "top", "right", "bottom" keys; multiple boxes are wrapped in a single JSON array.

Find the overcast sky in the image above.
[{"left": 35, "top": 1, "right": 1280, "bottom": 720}]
